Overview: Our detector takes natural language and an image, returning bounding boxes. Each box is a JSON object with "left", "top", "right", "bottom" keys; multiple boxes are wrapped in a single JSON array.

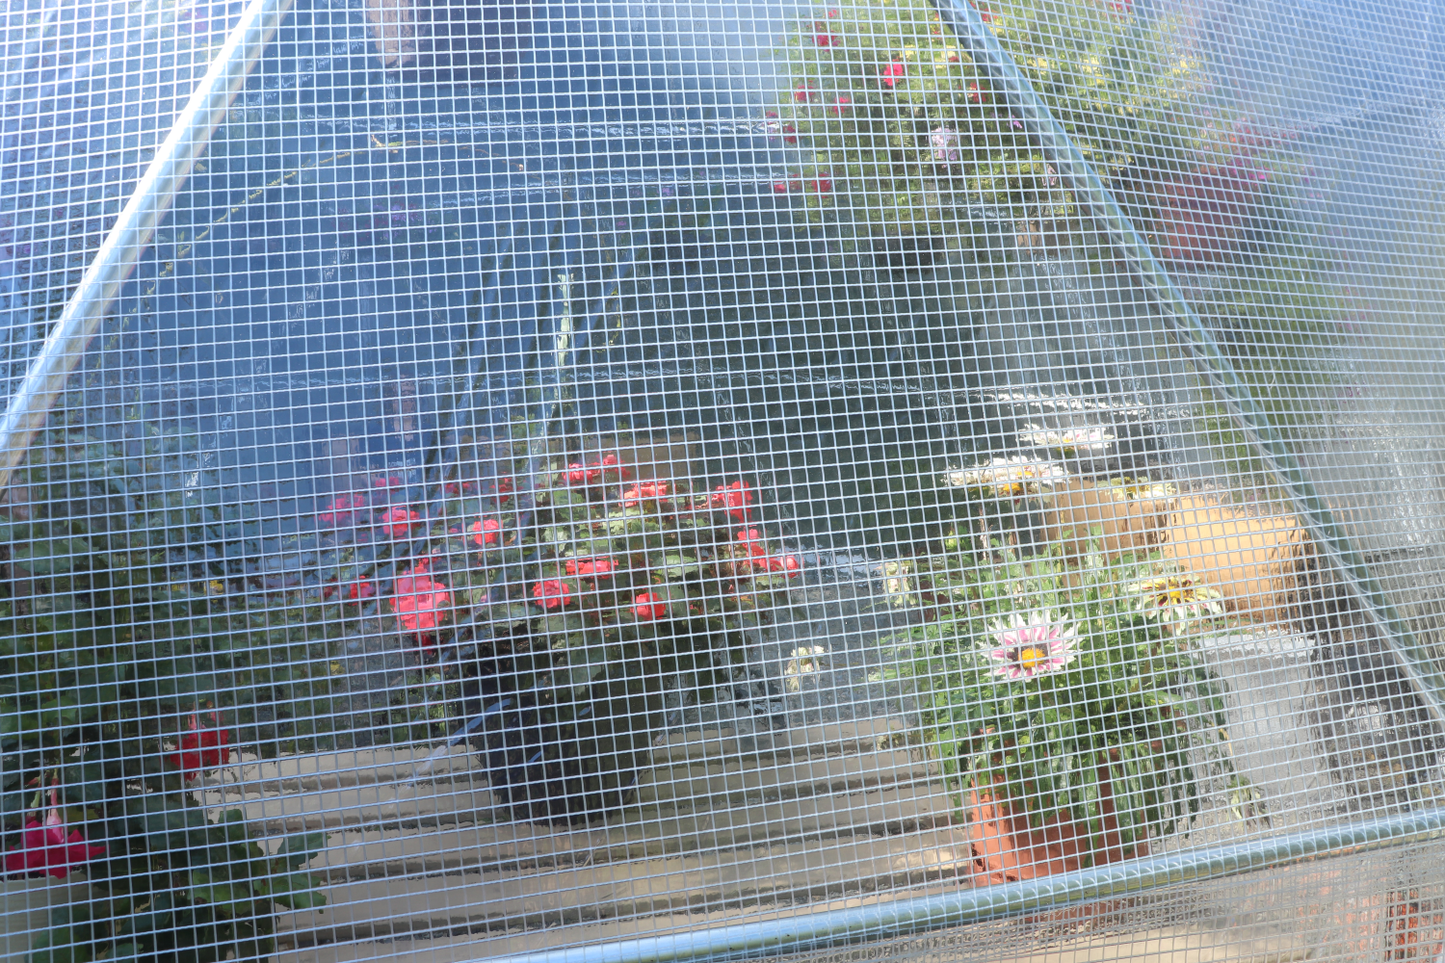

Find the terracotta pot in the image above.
[{"left": 967, "top": 765, "right": 1149, "bottom": 883}]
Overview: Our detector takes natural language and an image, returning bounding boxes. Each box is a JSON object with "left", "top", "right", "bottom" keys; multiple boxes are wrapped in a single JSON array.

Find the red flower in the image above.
[
  {"left": 318, "top": 492, "right": 369, "bottom": 527},
  {"left": 829, "top": 95, "right": 852, "bottom": 117},
  {"left": 380, "top": 507, "right": 421, "bottom": 539},
  {"left": 532, "top": 579, "right": 572, "bottom": 610},
  {"left": 597, "top": 453, "right": 631, "bottom": 480},
  {"left": 622, "top": 480, "right": 671, "bottom": 507},
  {"left": 826, "top": 7, "right": 838, "bottom": 16},
  {"left": 443, "top": 481, "right": 461, "bottom": 497},
  {"left": 812, "top": 24, "right": 837, "bottom": 46},
  {"left": 344, "top": 578, "right": 376, "bottom": 601},
  {"left": 880, "top": 61, "right": 906, "bottom": 88},
  {"left": 736, "top": 528, "right": 769, "bottom": 557},
  {"left": 565, "top": 557, "right": 616, "bottom": 578},
  {"left": 968, "top": 81, "right": 984, "bottom": 103},
  {"left": 711, "top": 480, "right": 755, "bottom": 522},
  {"left": 165, "top": 714, "right": 233, "bottom": 779},
  {"left": 565, "top": 461, "right": 603, "bottom": 485},
  {"left": 470, "top": 517, "right": 502, "bottom": 547},
  {"left": 794, "top": 84, "right": 817, "bottom": 103},
  {"left": 768, "top": 554, "right": 804, "bottom": 577},
  {"left": 563, "top": 453, "right": 629, "bottom": 487},
  {"left": 810, "top": 175, "right": 834, "bottom": 194},
  {"left": 373, "top": 475, "right": 405, "bottom": 492},
  {"left": 393, "top": 570, "right": 452, "bottom": 640},
  {"left": 765, "top": 111, "right": 798, "bottom": 145},
  {"left": 3, "top": 788, "right": 105, "bottom": 879},
  {"left": 632, "top": 591, "right": 667, "bottom": 620},
  {"left": 774, "top": 179, "right": 803, "bottom": 194}
]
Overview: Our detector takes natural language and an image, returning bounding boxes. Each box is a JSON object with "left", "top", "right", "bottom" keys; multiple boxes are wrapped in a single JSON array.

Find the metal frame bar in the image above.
[
  {"left": 477, "top": 806, "right": 1445, "bottom": 963},
  {"left": 0, "top": 0, "right": 297, "bottom": 493}
]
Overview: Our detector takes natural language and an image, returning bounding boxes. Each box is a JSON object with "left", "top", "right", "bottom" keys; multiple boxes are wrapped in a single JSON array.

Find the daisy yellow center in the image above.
[{"left": 1017, "top": 645, "right": 1050, "bottom": 669}]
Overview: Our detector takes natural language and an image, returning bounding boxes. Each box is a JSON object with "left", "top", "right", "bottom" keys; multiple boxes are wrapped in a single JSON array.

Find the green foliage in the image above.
[
  {"left": 0, "top": 407, "right": 327, "bottom": 962},
  {"left": 773, "top": 0, "right": 1204, "bottom": 236},
  {"left": 348, "top": 443, "right": 803, "bottom": 821},
  {"left": 887, "top": 542, "right": 1234, "bottom": 856}
]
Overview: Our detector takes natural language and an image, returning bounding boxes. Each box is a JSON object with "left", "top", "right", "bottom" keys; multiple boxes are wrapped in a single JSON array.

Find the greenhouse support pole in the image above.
[
  {"left": 473, "top": 804, "right": 1445, "bottom": 963},
  {"left": 0, "top": 0, "right": 296, "bottom": 494},
  {"left": 931, "top": 0, "right": 1445, "bottom": 727}
]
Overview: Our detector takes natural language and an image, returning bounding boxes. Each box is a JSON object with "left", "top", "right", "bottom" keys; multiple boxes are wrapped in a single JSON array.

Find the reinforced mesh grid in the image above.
[{"left": 4, "top": 0, "right": 1445, "bottom": 960}]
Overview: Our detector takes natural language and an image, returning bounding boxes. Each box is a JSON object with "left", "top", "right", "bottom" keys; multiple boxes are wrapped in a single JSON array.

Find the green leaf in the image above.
[
  {"left": 272, "top": 831, "right": 328, "bottom": 869},
  {"left": 657, "top": 553, "right": 701, "bottom": 578},
  {"left": 27, "top": 929, "right": 96, "bottom": 963}
]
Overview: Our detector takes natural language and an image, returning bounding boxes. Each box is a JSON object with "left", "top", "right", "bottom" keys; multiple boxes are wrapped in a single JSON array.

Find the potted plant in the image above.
[
  {"left": 307, "top": 438, "right": 804, "bottom": 823},
  {"left": 886, "top": 513, "right": 1237, "bottom": 881}
]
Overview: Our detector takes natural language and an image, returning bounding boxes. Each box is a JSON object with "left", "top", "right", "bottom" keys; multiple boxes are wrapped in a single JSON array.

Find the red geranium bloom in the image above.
[
  {"left": 393, "top": 570, "right": 452, "bottom": 640},
  {"left": 563, "top": 453, "right": 628, "bottom": 487},
  {"left": 565, "top": 557, "right": 616, "bottom": 578},
  {"left": 768, "top": 554, "right": 804, "bottom": 577},
  {"left": 344, "top": 578, "right": 376, "bottom": 601},
  {"left": 165, "top": 713, "right": 233, "bottom": 779},
  {"left": 3, "top": 787, "right": 105, "bottom": 879},
  {"left": 470, "top": 517, "right": 502, "bottom": 547},
  {"left": 597, "top": 453, "right": 631, "bottom": 480},
  {"left": 880, "top": 61, "right": 906, "bottom": 88},
  {"left": 829, "top": 95, "right": 852, "bottom": 117},
  {"left": 711, "top": 480, "right": 755, "bottom": 522},
  {"left": 736, "top": 528, "right": 769, "bottom": 557},
  {"left": 794, "top": 84, "right": 817, "bottom": 103},
  {"left": 774, "top": 179, "right": 803, "bottom": 194},
  {"left": 622, "top": 480, "right": 671, "bottom": 507},
  {"left": 381, "top": 507, "right": 421, "bottom": 539},
  {"left": 632, "top": 591, "right": 667, "bottom": 620},
  {"left": 532, "top": 579, "right": 572, "bottom": 609},
  {"left": 813, "top": 28, "right": 837, "bottom": 46},
  {"left": 565, "top": 461, "right": 602, "bottom": 485},
  {"left": 319, "top": 492, "right": 369, "bottom": 527},
  {"left": 810, "top": 175, "right": 834, "bottom": 194},
  {"left": 373, "top": 475, "right": 406, "bottom": 492}
]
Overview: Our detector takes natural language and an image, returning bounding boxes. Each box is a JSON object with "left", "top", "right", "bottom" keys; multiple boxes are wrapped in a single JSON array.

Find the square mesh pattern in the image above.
[{"left": 2, "top": 0, "right": 1445, "bottom": 960}]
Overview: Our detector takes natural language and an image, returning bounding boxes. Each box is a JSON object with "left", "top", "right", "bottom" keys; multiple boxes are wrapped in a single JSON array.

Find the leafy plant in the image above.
[
  {"left": 0, "top": 407, "right": 328, "bottom": 961},
  {"left": 314, "top": 441, "right": 804, "bottom": 822},
  {"left": 887, "top": 537, "right": 1235, "bottom": 858},
  {"left": 769, "top": 0, "right": 1206, "bottom": 238}
]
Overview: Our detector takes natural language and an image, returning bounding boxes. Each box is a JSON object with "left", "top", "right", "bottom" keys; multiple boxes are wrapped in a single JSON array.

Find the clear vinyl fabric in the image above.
[{"left": 3, "top": 0, "right": 1445, "bottom": 961}]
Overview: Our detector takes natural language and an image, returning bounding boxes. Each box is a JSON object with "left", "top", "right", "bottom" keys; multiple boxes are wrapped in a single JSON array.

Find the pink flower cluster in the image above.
[
  {"left": 393, "top": 561, "right": 452, "bottom": 643},
  {"left": 564, "top": 453, "right": 631, "bottom": 486}
]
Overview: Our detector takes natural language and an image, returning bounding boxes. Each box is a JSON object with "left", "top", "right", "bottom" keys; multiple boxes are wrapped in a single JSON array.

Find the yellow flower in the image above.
[{"left": 1129, "top": 572, "right": 1224, "bottom": 635}]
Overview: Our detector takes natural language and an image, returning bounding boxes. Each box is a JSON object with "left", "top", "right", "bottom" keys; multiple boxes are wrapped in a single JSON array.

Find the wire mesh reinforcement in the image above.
[{"left": 4, "top": 0, "right": 1445, "bottom": 961}]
